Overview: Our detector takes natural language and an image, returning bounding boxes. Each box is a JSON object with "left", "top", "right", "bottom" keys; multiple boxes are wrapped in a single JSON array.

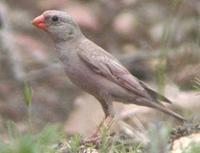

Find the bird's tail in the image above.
[
  {"left": 142, "top": 99, "right": 186, "bottom": 122},
  {"left": 139, "top": 81, "right": 172, "bottom": 103}
]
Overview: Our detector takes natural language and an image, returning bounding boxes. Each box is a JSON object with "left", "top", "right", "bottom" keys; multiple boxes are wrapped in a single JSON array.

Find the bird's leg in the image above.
[
  {"left": 95, "top": 101, "right": 114, "bottom": 135},
  {"left": 101, "top": 115, "right": 114, "bottom": 130},
  {"left": 91, "top": 115, "right": 114, "bottom": 138},
  {"left": 84, "top": 115, "right": 114, "bottom": 144},
  {"left": 84, "top": 101, "right": 114, "bottom": 144}
]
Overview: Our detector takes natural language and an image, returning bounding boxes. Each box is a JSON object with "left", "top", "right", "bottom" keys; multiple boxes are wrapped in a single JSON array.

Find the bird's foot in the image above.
[
  {"left": 82, "top": 135, "right": 101, "bottom": 144},
  {"left": 82, "top": 116, "right": 114, "bottom": 145}
]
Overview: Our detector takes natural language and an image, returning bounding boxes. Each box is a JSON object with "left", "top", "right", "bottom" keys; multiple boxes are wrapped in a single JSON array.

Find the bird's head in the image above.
[{"left": 32, "top": 10, "right": 82, "bottom": 42}]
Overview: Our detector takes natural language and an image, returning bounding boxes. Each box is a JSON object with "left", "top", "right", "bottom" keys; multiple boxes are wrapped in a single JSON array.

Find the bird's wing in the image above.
[
  {"left": 139, "top": 81, "right": 172, "bottom": 103},
  {"left": 78, "top": 41, "right": 150, "bottom": 98}
]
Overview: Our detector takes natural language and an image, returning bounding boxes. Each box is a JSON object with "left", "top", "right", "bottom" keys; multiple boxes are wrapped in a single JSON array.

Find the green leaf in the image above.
[
  {"left": 6, "top": 120, "right": 19, "bottom": 140},
  {"left": 36, "top": 125, "right": 63, "bottom": 145},
  {"left": 68, "top": 134, "right": 82, "bottom": 153},
  {"left": 23, "top": 82, "right": 33, "bottom": 107},
  {"left": 193, "top": 77, "right": 200, "bottom": 91},
  {"left": 183, "top": 143, "right": 200, "bottom": 153}
]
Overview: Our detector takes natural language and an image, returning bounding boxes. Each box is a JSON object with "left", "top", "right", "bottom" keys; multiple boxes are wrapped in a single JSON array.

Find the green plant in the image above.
[
  {"left": 68, "top": 134, "right": 82, "bottom": 153},
  {"left": 183, "top": 143, "right": 200, "bottom": 153},
  {"left": 193, "top": 77, "right": 200, "bottom": 91},
  {"left": 23, "top": 82, "right": 33, "bottom": 107},
  {"left": 0, "top": 125, "right": 63, "bottom": 153},
  {"left": 148, "top": 123, "right": 170, "bottom": 153}
]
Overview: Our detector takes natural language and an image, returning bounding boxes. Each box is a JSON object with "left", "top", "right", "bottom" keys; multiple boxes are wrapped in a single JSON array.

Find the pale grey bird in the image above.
[{"left": 32, "top": 10, "right": 185, "bottom": 129}]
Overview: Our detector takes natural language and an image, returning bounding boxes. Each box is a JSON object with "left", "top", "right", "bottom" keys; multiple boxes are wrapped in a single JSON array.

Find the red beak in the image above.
[{"left": 32, "top": 15, "right": 47, "bottom": 30}]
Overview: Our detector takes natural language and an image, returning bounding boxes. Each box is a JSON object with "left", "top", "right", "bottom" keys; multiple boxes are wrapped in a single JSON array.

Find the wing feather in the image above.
[{"left": 78, "top": 42, "right": 150, "bottom": 99}]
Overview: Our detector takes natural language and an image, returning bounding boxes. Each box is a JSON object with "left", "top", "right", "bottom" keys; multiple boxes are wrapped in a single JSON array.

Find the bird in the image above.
[{"left": 32, "top": 10, "right": 185, "bottom": 133}]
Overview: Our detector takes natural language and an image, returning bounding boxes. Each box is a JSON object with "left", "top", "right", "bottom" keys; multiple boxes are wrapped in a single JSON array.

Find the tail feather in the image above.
[
  {"left": 145, "top": 87, "right": 172, "bottom": 103},
  {"left": 140, "top": 81, "right": 172, "bottom": 103},
  {"left": 141, "top": 98, "right": 186, "bottom": 122}
]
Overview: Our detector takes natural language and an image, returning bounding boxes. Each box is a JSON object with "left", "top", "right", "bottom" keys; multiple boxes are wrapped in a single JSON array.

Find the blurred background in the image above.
[{"left": 0, "top": 0, "right": 199, "bottom": 140}]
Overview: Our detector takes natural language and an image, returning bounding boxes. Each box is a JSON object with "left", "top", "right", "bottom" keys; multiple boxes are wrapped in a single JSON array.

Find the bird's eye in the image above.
[{"left": 52, "top": 16, "right": 59, "bottom": 22}]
